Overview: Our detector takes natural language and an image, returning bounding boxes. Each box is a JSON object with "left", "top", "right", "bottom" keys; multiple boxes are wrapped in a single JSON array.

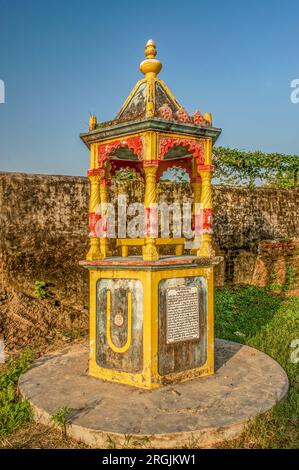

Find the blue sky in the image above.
[{"left": 0, "top": 0, "right": 298, "bottom": 176}]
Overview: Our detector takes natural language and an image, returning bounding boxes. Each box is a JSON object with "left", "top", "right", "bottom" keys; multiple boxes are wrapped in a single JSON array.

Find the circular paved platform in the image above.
[{"left": 19, "top": 339, "right": 289, "bottom": 448}]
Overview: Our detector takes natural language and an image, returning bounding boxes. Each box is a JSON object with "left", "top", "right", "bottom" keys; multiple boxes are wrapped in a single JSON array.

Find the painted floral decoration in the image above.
[
  {"left": 192, "top": 111, "right": 204, "bottom": 126},
  {"left": 158, "top": 103, "right": 173, "bottom": 120},
  {"left": 176, "top": 107, "right": 190, "bottom": 123}
]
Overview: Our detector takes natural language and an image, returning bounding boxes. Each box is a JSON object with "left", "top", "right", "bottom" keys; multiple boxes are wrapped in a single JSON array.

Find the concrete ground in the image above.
[{"left": 19, "top": 339, "right": 289, "bottom": 448}]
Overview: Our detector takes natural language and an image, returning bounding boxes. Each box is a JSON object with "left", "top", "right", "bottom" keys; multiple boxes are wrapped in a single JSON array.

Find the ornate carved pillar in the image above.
[
  {"left": 86, "top": 168, "right": 103, "bottom": 261},
  {"left": 142, "top": 131, "right": 159, "bottom": 261},
  {"left": 86, "top": 141, "right": 110, "bottom": 260},
  {"left": 197, "top": 165, "right": 215, "bottom": 257},
  {"left": 142, "top": 162, "right": 159, "bottom": 261},
  {"left": 99, "top": 177, "right": 111, "bottom": 258},
  {"left": 190, "top": 157, "right": 202, "bottom": 254}
]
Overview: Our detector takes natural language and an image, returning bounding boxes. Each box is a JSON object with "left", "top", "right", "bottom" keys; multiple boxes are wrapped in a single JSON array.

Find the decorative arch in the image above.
[
  {"left": 98, "top": 136, "right": 143, "bottom": 168},
  {"left": 157, "top": 158, "right": 192, "bottom": 181},
  {"left": 158, "top": 136, "right": 204, "bottom": 166},
  {"left": 110, "top": 161, "right": 144, "bottom": 180}
]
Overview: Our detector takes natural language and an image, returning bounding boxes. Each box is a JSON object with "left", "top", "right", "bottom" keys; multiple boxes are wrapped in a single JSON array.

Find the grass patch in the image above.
[
  {"left": 34, "top": 280, "right": 49, "bottom": 300},
  {"left": 215, "top": 286, "right": 299, "bottom": 448},
  {"left": 51, "top": 407, "right": 72, "bottom": 438},
  {"left": 0, "top": 422, "right": 89, "bottom": 449},
  {"left": 0, "top": 349, "right": 33, "bottom": 437}
]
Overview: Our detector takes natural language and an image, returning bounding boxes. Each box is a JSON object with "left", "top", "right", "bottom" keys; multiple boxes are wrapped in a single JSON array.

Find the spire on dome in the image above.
[
  {"left": 80, "top": 40, "right": 221, "bottom": 154},
  {"left": 139, "top": 39, "right": 162, "bottom": 77},
  {"left": 85, "top": 40, "right": 213, "bottom": 129}
]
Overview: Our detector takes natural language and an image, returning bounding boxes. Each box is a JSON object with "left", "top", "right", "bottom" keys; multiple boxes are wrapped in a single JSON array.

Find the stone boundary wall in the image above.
[{"left": 1, "top": 172, "right": 298, "bottom": 309}]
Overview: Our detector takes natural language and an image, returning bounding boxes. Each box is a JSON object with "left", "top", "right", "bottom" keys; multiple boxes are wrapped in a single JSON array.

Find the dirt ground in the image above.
[
  {"left": 0, "top": 288, "right": 88, "bottom": 357},
  {"left": 0, "top": 422, "right": 89, "bottom": 449},
  {"left": 0, "top": 287, "right": 91, "bottom": 448}
]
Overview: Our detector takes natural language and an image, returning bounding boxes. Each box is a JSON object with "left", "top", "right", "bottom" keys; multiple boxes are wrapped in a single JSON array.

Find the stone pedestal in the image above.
[
  {"left": 19, "top": 339, "right": 289, "bottom": 448},
  {"left": 80, "top": 256, "right": 221, "bottom": 389}
]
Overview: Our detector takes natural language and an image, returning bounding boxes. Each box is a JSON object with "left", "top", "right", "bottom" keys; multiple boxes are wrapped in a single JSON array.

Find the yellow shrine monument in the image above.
[
  {"left": 19, "top": 41, "right": 288, "bottom": 447},
  {"left": 80, "top": 40, "right": 222, "bottom": 389}
]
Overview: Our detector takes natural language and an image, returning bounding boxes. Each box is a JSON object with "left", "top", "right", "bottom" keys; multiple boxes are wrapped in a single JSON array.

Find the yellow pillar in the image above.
[
  {"left": 197, "top": 139, "right": 215, "bottom": 257},
  {"left": 142, "top": 131, "right": 159, "bottom": 261},
  {"left": 197, "top": 168, "right": 214, "bottom": 257},
  {"left": 143, "top": 164, "right": 159, "bottom": 261},
  {"left": 190, "top": 158, "right": 202, "bottom": 255},
  {"left": 86, "top": 170, "right": 103, "bottom": 261},
  {"left": 99, "top": 178, "right": 110, "bottom": 258},
  {"left": 86, "top": 143, "right": 110, "bottom": 260}
]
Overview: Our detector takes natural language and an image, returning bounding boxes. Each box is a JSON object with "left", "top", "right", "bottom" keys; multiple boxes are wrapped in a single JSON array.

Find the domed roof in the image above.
[{"left": 80, "top": 40, "right": 222, "bottom": 148}]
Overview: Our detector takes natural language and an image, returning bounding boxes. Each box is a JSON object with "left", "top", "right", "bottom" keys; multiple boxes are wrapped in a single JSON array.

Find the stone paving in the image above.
[{"left": 19, "top": 339, "right": 289, "bottom": 448}]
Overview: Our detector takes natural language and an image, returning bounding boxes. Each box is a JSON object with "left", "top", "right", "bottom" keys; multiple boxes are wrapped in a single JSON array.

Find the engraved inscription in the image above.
[{"left": 166, "top": 286, "right": 199, "bottom": 344}]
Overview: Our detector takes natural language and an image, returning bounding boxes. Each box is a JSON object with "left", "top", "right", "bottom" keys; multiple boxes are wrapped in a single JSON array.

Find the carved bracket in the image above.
[
  {"left": 87, "top": 168, "right": 105, "bottom": 177},
  {"left": 197, "top": 164, "right": 215, "bottom": 173},
  {"left": 158, "top": 137, "right": 204, "bottom": 166},
  {"left": 98, "top": 136, "right": 143, "bottom": 168}
]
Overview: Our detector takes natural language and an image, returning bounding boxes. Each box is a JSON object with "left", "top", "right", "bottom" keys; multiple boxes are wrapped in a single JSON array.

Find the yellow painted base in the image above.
[{"left": 87, "top": 262, "right": 215, "bottom": 389}]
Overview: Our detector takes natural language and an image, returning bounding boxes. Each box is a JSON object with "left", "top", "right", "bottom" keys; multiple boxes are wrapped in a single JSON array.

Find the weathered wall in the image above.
[
  {"left": 1, "top": 172, "right": 298, "bottom": 309},
  {"left": 0, "top": 172, "right": 89, "bottom": 309},
  {"left": 212, "top": 186, "right": 299, "bottom": 287}
]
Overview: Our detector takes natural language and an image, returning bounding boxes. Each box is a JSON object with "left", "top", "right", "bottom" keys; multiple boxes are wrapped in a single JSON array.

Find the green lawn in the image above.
[
  {"left": 0, "top": 286, "right": 298, "bottom": 448},
  {"left": 215, "top": 286, "right": 299, "bottom": 448}
]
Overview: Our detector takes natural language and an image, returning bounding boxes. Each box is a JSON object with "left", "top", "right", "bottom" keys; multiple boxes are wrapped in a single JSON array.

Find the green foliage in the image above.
[
  {"left": 282, "top": 266, "right": 297, "bottom": 292},
  {"left": 265, "top": 266, "right": 297, "bottom": 293},
  {"left": 266, "top": 271, "right": 282, "bottom": 293},
  {"left": 215, "top": 286, "right": 299, "bottom": 448},
  {"left": 213, "top": 147, "right": 299, "bottom": 189},
  {"left": 114, "top": 167, "right": 140, "bottom": 181},
  {"left": 34, "top": 280, "right": 49, "bottom": 300},
  {"left": 95, "top": 122, "right": 106, "bottom": 129},
  {"left": 51, "top": 406, "right": 72, "bottom": 437},
  {"left": 0, "top": 349, "right": 33, "bottom": 437},
  {"left": 160, "top": 166, "right": 190, "bottom": 183},
  {"left": 215, "top": 285, "right": 283, "bottom": 341}
]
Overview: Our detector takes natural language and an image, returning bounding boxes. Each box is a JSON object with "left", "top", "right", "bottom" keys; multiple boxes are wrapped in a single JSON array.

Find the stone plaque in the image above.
[{"left": 166, "top": 285, "right": 199, "bottom": 344}]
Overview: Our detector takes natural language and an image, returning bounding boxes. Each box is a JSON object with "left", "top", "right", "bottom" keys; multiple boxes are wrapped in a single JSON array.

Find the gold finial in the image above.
[
  {"left": 89, "top": 114, "right": 97, "bottom": 131},
  {"left": 204, "top": 112, "right": 212, "bottom": 125},
  {"left": 144, "top": 39, "right": 157, "bottom": 58},
  {"left": 140, "top": 39, "right": 162, "bottom": 77}
]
